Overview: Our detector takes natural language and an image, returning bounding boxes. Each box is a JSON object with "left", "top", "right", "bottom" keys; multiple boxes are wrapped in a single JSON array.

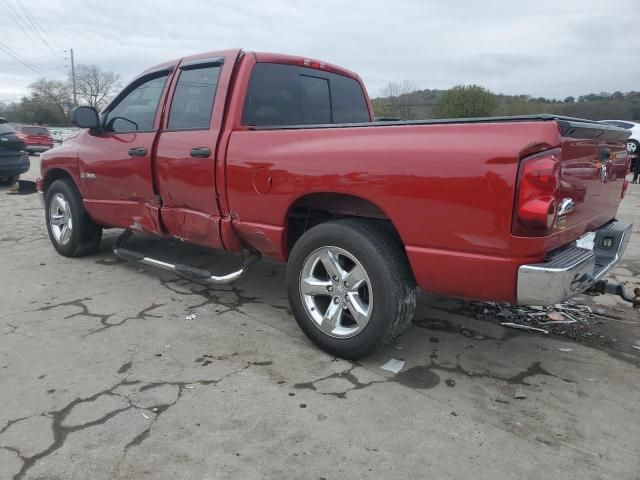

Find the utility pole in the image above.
[{"left": 70, "top": 48, "right": 77, "bottom": 107}]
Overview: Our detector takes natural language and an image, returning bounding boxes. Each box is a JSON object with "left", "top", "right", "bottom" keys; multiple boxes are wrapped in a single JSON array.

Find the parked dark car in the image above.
[
  {"left": 15, "top": 125, "right": 54, "bottom": 153},
  {"left": 0, "top": 119, "right": 30, "bottom": 185}
]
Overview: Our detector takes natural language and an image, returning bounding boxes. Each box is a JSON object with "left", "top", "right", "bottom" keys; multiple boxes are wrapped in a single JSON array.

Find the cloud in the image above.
[{"left": 1, "top": 0, "right": 638, "bottom": 103}]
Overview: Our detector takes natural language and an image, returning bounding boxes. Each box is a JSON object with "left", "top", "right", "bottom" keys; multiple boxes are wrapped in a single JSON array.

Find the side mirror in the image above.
[{"left": 70, "top": 106, "right": 100, "bottom": 129}]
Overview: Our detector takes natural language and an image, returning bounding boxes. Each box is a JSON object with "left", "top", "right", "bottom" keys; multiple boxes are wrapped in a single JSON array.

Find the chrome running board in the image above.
[{"left": 113, "top": 230, "right": 260, "bottom": 284}]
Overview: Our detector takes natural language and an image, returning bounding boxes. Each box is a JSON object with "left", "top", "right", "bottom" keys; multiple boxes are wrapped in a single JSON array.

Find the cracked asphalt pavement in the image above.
[{"left": 1, "top": 156, "right": 639, "bottom": 479}]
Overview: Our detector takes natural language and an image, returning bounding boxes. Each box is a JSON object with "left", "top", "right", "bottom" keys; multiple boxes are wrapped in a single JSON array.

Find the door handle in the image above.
[
  {"left": 190, "top": 147, "right": 211, "bottom": 158},
  {"left": 128, "top": 147, "right": 147, "bottom": 157}
]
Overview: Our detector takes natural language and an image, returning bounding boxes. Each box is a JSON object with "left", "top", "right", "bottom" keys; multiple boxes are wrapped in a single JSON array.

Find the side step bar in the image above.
[{"left": 113, "top": 230, "right": 260, "bottom": 284}]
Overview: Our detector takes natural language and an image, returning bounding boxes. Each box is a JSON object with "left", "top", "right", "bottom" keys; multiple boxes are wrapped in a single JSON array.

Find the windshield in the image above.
[{"left": 0, "top": 123, "right": 15, "bottom": 135}]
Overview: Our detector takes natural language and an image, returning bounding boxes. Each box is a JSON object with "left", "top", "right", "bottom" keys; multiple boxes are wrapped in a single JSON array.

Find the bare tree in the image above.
[
  {"left": 29, "top": 78, "right": 72, "bottom": 121},
  {"left": 380, "top": 80, "right": 417, "bottom": 119},
  {"left": 73, "top": 64, "right": 121, "bottom": 111}
]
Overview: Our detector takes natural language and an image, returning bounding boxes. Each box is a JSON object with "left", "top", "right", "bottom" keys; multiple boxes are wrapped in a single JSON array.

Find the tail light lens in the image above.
[
  {"left": 512, "top": 148, "right": 561, "bottom": 236},
  {"left": 16, "top": 133, "right": 27, "bottom": 140}
]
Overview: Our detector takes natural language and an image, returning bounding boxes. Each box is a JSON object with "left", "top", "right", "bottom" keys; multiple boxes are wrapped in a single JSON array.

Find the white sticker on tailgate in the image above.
[{"left": 576, "top": 231, "right": 596, "bottom": 250}]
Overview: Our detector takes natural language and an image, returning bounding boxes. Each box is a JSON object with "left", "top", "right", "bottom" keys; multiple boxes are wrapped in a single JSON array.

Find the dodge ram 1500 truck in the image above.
[{"left": 37, "top": 49, "right": 633, "bottom": 359}]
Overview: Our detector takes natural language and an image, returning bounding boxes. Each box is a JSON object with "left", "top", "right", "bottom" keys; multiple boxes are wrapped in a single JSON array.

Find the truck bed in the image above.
[{"left": 250, "top": 114, "right": 630, "bottom": 142}]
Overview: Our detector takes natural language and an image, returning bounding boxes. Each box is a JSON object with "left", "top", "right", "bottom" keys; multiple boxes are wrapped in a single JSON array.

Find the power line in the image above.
[
  {"left": 0, "top": 0, "right": 66, "bottom": 78},
  {"left": 15, "top": 0, "right": 66, "bottom": 68},
  {"left": 0, "top": 41, "right": 57, "bottom": 81}
]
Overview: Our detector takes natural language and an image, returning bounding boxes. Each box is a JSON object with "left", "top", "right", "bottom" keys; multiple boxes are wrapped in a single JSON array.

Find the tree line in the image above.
[
  {"left": 372, "top": 81, "right": 640, "bottom": 121},
  {"left": 3, "top": 71, "right": 638, "bottom": 125},
  {"left": 0, "top": 64, "right": 120, "bottom": 126}
]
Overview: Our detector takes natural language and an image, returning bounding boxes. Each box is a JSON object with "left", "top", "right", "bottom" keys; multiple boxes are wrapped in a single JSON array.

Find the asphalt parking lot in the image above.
[{"left": 1, "top": 155, "right": 639, "bottom": 480}]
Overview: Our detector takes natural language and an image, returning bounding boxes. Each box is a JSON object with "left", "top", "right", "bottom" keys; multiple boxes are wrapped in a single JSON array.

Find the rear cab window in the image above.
[{"left": 242, "top": 63, "right": 370, "bottom": 127}]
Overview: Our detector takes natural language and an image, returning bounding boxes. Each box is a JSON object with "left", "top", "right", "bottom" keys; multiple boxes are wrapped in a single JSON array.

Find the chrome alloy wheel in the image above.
[
  {"left": 628, "top": 141, "right": 638, "bottom": 154},
  {"left": 299, "top": 246, "right": 373, "bottom": 338},
  {"left": 49, "top": 193, "right": 73, "bottom": 245}
]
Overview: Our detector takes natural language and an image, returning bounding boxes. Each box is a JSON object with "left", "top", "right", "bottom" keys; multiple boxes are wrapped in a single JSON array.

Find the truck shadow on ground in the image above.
[{"left": 96, "top": 229, "right": 640, "bottom": 377}]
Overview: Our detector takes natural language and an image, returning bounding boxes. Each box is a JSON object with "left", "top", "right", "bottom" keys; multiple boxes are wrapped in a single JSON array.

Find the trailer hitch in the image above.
[{"left": 587, "top": 280, "right": 640, "bottom": 309}]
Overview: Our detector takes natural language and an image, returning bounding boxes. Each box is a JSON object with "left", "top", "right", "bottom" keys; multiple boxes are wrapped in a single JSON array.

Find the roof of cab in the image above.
[
  {"left": 139, "top": 48, "right": 242, "bottom": 77},
  {"left": 137, "top": 49, "right": 361, "bottom": 82}
]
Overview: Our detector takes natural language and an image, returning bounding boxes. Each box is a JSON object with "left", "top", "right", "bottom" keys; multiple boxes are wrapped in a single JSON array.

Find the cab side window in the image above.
[
  {"left": 242, "top": 63, "right": 370, "bottom": 127},
  {"left": 168, "top": 65, "right": 222, "bottom": 130},
  {"left": 104, "top": 74, "right": 168, "bottom": 133}
]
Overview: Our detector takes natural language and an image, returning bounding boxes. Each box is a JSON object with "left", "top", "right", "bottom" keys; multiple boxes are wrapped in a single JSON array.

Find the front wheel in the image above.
[
  {"left": 286, "top": 219, "right": 416, "bottom": 359},
  {"left": 45, "top": 179, "right": 102, "bottom": 257}
]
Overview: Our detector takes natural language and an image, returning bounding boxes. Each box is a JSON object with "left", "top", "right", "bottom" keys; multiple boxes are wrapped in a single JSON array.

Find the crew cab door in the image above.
[
  {"left": 154, "top": 56, "right": 227, "bottom": 249},
  {"left": 79, "top": 68, "right": 173, "bottom": 233}
]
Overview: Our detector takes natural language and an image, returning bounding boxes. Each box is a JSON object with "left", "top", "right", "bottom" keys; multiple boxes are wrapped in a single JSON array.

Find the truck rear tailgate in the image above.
[{"left": 557, "top": 120, "right": 629, "bottom": 231}]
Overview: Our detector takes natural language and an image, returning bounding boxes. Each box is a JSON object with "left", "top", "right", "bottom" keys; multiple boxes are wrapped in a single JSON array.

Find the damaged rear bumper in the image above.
[{"left": 517, "top": 220, "right": 632, "bottom": 305}]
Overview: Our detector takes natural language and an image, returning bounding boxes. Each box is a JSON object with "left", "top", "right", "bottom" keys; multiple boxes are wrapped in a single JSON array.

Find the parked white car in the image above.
[{"left": 600, "top": 120, "right": 640, "bottom": 154}]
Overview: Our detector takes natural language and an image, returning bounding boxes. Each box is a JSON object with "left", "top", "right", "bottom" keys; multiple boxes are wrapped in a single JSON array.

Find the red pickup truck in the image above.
[{"left": 38, "top": 49, "right": 633, "bottom": 358}]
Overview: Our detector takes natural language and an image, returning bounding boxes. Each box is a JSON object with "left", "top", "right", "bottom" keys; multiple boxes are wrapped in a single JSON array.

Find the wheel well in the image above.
[
  {"left": 285, "top": 193, "right": 403, "bottom": 255},
  {"left": 44, "top": 168, "right": 74, "bottom": 190}
]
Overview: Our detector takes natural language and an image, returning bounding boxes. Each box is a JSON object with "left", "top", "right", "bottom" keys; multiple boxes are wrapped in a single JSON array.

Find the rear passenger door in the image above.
[
  {"left": 226, "top": 62, "right": 372, "bottom": 259},
  {"left": 155, "top": 57, "right": 224, "bottom": 249}
]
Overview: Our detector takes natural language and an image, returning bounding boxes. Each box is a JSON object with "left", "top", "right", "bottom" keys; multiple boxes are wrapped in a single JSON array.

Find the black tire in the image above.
[
  {"left": 45, "top": 179, "right": 102, "bottom": 257},
  {"left": 0, "top": 174, "right": 19, "bottom": 186},
  {"left": 286, "top": 219, "right": 416, "bottom": 359}
]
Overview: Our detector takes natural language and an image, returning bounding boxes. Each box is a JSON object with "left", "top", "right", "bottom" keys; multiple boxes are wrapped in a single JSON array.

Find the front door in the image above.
[
  {"left": 155, "top": 57, "right": 225, "bottom": 249},
  {"left": 79, "top": 70, "right": 172, "bottom": 233}
]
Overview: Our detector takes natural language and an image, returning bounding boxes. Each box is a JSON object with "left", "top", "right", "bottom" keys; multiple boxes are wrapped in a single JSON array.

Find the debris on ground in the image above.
[
  {"left": 185, "top": 312, "right": 197, "bottom": 321},
  {"left": 513, "top": 389, "right": 527, "bottom": 399},
  {"left": 380, "top": 358, "right": 405, "bottom": 374},
  {"left": 465, "top": 300, "right": 631, "bottom": 347},
  {"left": 632, "top": 345, "right": 640, "bottom": 352},
  {"left": 500, "top": 323, "right": 549, "bottom": 334},
  {"left": 558, "top": 348, "right": 573, "bottom": 352}
]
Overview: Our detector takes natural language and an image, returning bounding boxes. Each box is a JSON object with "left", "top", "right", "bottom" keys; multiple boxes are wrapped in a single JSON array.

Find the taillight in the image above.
[
  {"left": 16, "top": 133, "right": 27, "bottom": 140},
  {"left": 512, "top": 148, "right": 561, "bottom": 236}
]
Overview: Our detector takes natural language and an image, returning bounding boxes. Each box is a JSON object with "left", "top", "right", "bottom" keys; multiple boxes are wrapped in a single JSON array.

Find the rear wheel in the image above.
[
  {"left": 628, "top": 140, "right": 639, "bottom": 155},
  {"left": 286, "top": 219, "right": 416, "bottom": 359},
  {"left": 45, "top": 179, "right": 102, "bottom": 257}
]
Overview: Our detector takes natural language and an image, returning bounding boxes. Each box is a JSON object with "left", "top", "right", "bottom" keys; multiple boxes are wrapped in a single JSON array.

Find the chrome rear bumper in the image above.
[{"left": 517, "top": 220, "right": 633, "bottom": 305}]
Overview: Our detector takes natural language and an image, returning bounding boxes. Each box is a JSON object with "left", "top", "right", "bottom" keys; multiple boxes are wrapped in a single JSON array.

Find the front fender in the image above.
[{"left": 40, "top": 132, "right": 85, "bottom": 195}]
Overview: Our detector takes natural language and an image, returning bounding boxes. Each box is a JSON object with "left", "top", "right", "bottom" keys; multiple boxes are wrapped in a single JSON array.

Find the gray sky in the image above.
[{"left": 1, "top": 0, "right": 639, "bottom": 103}]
